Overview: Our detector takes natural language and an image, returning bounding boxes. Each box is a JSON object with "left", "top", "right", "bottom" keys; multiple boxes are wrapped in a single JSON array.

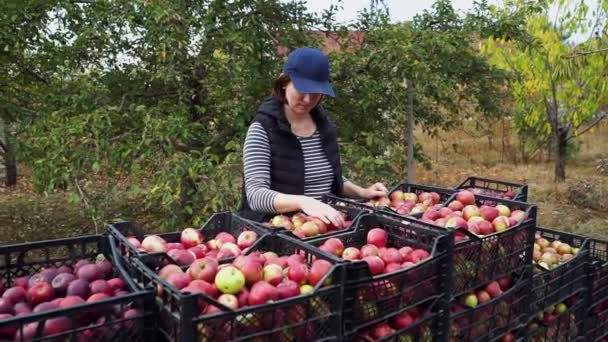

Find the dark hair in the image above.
[
  {"left": 271, "top": 73, "right": 291, "bottom": 104},
  {"left": 271, "top": 73, "right": 325, "bottom": 107}
]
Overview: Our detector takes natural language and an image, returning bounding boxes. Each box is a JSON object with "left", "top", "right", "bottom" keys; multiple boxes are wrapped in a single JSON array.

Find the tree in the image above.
[
  {"left": 482, "top": 0, "right": 608, "bottom": 181},
  {"left": 5, "top": 0, "right": 322, "bottom": 228},
  {"left": 326, "top": 0, "right": 509, "bottom": 183}
]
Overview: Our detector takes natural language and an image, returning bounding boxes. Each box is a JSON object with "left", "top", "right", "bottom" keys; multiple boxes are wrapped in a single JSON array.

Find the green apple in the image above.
[
  {"left": 215, "top": 266, "right": 245, "bottom": 294},
  {"left": 300, "top": 284, "right": 314, "bottom": 295},
  {"left": 464, "top": 294, "right": 478, "bottom": 308}
]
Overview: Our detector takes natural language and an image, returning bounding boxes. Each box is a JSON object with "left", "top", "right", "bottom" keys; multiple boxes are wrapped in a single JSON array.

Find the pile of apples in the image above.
[
  {"left": 463, "top": 187, "right": 517, "bottom": 200},
  {"left": 367, "top": 190, "right": 444, "bottom": 216},
  {"left": 0, "top": 256, "right": 141, "bottom": 340},
  {"left": 126, "top": 228, "right": 259, "bottom": 264},
  {"left": 419, "top": 190, "right": 527, "bottom": 241},
  {"left": 533, "top": 235, "right": 579, "bottom": 270},
  {"left": 316, "top": 228, "right": 430, "bottom": 276},
  {"left": 449, "top": 276, "right": 516, "bottom": 341},
  {"left": 527, "top": 298, "right": 578, "bottom": 342},
  {"left": 265, "top": 212, "right": 352, "bottom": 238},
  {"left": 356, "top": 309, "right": 429, "bottom": 341},
  {"left": 458, "top": 275, "right": 513, "bottom": 309},
  {"left": 155, "top": 249, "right": 333, "bottom": 316}
]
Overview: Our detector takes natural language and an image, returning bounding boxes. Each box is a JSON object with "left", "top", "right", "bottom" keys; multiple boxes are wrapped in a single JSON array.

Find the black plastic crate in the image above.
[
  {"left": 379, "top": 183, "right": 457, "bottom": 217},
  {"left": 584, "top": 237, "right": 608, "bottom": 342},
  {"left": 108, "top": 212, "right": 268, "bottom": 262},
  {"left": 248, "top": 195, "right": 367, "bottom": 241},
  {"left": 352, "top": 298, "right": 442, "bottom": 342},
  {"left": 324, "top": 183, "right": 454, "bottom": 218},
  {"left": 0, "top": 235, "right": 156, "bottom": 342},
  {"left": 307, "top": 213, "right": 454, "bottom": 339},
  {"left": 114, "top": 233, "right": 345, "bottom": 342},
  {"left": 448, "top": 272, "right": 530, "bottom": 342},
  {"left": 524, "top": 290, "right": 586, "bottom": 342},
  {"left": 530, "top": 227, "right": 589, "bottom": 314},
  {"left": 455, "top": 176, "right": 529, "bottom": 202},
  {"left": 419, "top": 192, "right": 537, "bottom": 297}
]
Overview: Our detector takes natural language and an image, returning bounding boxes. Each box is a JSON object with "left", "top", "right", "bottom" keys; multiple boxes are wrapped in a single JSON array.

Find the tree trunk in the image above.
[
  {"left": 0, "top": 119, "right": 17, "bottom": 187},
  {"left": 554, "top": 127, "right": 567, "bottom": 182}
]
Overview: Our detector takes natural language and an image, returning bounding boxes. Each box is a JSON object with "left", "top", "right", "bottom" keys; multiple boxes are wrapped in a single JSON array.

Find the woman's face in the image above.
[{"left": 284, "top": 81, "right": 322, "bottom": 115}]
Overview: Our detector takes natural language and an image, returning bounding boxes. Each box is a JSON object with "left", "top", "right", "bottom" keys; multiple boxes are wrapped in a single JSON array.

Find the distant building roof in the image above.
[{"left": 275, "top": 30, "right": 366, "bottom": 56}]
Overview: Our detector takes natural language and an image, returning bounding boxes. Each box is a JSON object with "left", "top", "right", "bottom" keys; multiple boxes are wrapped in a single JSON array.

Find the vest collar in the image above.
[{"left": 257, "top": 96, "right": 331, "bottom": 136}]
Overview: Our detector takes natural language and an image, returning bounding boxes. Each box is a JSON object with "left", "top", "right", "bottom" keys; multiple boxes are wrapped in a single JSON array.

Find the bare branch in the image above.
[
  {"left": 564, "top": 47, "right": 608, "bottom": 59},
  {"left": 568, "top": 113, "right": 607, "bottom": 141},
  {"left": 73, "top": 177, "right": 99, "bottom": 234}
]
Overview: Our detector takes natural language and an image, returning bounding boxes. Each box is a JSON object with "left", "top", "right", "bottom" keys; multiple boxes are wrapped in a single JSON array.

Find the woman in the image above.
[{"left": 240, "top": 47, "right": 387, "bottom": 227}]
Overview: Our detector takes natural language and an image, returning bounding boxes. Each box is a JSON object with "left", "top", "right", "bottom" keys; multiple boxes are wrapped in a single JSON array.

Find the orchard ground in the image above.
[{"left": 1, "top": 121, "right": 606, "bottom": 243}]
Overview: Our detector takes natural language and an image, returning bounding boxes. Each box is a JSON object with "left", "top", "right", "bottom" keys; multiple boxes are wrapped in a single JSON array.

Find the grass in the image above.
[
  {"left": 414, "top": 121, "right": 608, "bottom": 240},
  {"left": 1, "top": 121, "right": 606, "bottom": 243}
]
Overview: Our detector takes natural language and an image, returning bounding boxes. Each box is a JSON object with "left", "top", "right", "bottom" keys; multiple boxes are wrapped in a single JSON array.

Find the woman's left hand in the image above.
[{"left": 361, "top": 182, "right": 388, "bottom": 199}]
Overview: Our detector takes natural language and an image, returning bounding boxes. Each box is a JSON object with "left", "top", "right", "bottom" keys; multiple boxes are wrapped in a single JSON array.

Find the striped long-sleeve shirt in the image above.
[{"left": 243, "top": 122, "right": 345, "bottom": 213}]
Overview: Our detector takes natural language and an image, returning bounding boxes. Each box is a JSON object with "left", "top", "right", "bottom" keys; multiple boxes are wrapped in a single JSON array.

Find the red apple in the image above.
[
  {"left": 27, "top": 282, "right": 54, "bottom": 305},
  {"left": 478, "top": 220, "right": 495, "bottom": 235},
  {"left": 248, "top": 281, "right": 277, "bottom": 306},
  {"left": 66, "top": 279, "right": 90, "bottom": 299},
  {"left": 188, "top": 246, "right": 206, "bottom": 259},
  {"left": 180, "top": 228, "right": 204, "bottom": 249},
  {"left": 168, "top": 249, "right": 196, "bottom": 266},
  {"left": 371, "top": 323, "right": 395, "bottom": 339},
  {"left": 342, "top": 247, "right": 361, "bottom": 260},
  {"left": 187, "top": 257, "right": 219, "bottom": 282},
  {"left": 392, "top": 312, "right": 416, "bottom": 329},
  {"left": 300, "top": 222, "right": 320, "bottom": 237},
  {"left": 238, "top": 259, "right": 264, "bottom": 285},
  {"left": 477, "top": 290, "right": 491, "bottom": 304},
  {"left": 309, "top": 217, "right": 328, "bottom": 234},
  {"left": 367, "top": 228, "right": 388, "bottom": 248},
  {"left": 495, "top": 204, "right": 511, "bottom": 217},
  {"left": 276, "top": 280, "right": 301, "bottom": 299},
  {"left": 485, "top": 281, "right": 503, "bottom": 298},
  {"left": 287, "top": 263, "right": 309, "bottom": 285},
  {"left": 89, "top": 279, "right": 113, "bottom": 296},
  {"left": 158, "top": 264, "right": 183, "bottom": 280},
  {"left": 166, "top": 272, "right": 192, "bottom": 289},
  {"left": 497, "top": 275, "right": 512, "bottom": 291},
  {"left": 379, "top": 248, "right": 402, "bottom": 265},
  {"left": 236, "top": 231, "right": 258, "bottom": 249},
  {"left": 492, "top": 216, "right": 510, "bottom": 232},
  {"left": 52, "top": 273, "right": 78, "bottom": 296},
  {"left": 448, "top": 200, "right": 464, "bottom": 211},
  {"left": 456, "top": 190, "right": 476, "bottom": 205},
  {"left": 262, "top": 264, "right": 283, "bottom": 286},
  {"left": 308, "top": 259, "right": 332, "bottom": 286},
  {"left": 363, "top": 256, "right": 385, "bottom": 276},
  {"left": 360, "top": 244, "right": 380, "bottom": 257},
  {"left": 166, "top": 242, "right": 184, "bottom": 251},
  {"left": 323, "top": 238, "right": 345, "bottom": 257},
  {"left": 142, "top": 235, "right": 168, "bottom": 253},
  {"left": 479, "top": 206, "right": 499, "bottom": 222},
  {"left": 2, "top": 286, "right": 27, "bottom": 303},
  {"left": 462, "top": 205, "right": 481, "bottom": 220}
]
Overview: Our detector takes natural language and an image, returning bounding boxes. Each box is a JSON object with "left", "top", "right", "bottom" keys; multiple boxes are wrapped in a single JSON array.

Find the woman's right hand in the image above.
[{"left": 298, "top": 196, "right": 345, "bottom": 228}]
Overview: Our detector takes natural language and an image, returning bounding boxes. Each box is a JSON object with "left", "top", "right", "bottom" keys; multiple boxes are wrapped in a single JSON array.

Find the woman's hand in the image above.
[
  {"left": 360, "top": 182, "right": 388, "bottom": 199},
  {"left": 298, "top": 196, "right": 345, "bottom": 228}
]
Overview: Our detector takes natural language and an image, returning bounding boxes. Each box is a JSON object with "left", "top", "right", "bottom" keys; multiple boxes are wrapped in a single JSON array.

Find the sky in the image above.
[
  {"left": 297, "top": 0, "right": 602, "bottom": 42},
  {"left": 301, "top": 0, "right": 495, "bottom": 24}
]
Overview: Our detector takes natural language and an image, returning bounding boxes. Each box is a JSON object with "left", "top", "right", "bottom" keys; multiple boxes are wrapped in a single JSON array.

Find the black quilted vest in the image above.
[{"left": 238, "top": 96, "right": 344, "bottom": 221}]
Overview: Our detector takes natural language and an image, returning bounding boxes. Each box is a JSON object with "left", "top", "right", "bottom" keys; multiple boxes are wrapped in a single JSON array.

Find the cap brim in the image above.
[{"left": 290, "top": 75, "right": 335, "bottom": 97}]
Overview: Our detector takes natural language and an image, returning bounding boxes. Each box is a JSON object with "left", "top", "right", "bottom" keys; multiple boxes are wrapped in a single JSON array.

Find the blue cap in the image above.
[{"left": 282, "top": 47, "right": 335, "bottom": 97}]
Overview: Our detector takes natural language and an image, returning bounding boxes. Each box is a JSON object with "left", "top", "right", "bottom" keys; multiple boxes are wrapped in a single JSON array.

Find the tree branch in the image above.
[
  {"left": 568, "top": 113, "right": 607, "bottom": 141},
  {"left": 564, "top": 47, "right": 608, "bottom": 59},
  {"left": 0, "top": 139, "right": 6, "bottom": 154},
  {"left": 73, "top": 177, "right": 99, "bottom": 234}
]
